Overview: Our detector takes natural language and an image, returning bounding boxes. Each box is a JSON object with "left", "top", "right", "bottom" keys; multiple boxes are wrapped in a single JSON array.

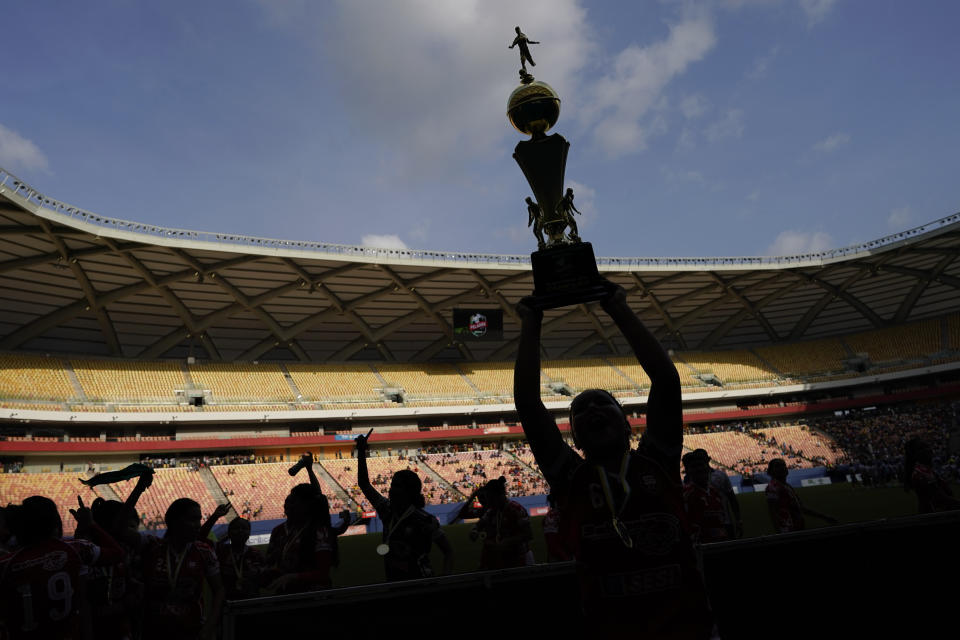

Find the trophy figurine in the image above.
[{"left": 508, "top": 27, "right": 610, "bottom": 309}]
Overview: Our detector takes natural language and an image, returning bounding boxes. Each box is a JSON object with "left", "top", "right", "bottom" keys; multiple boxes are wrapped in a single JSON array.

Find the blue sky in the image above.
[{"left": 1, "top": 0, "right": 958, "bottom": 258}]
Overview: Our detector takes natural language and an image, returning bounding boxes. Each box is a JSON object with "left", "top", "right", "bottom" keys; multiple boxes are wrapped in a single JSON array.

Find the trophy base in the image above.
[{"left": 528, "top": 242, "right": 611, "bottom": 310}]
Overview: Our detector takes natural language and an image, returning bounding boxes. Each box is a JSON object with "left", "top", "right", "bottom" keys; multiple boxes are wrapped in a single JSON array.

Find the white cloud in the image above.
[
  {"left": 300, "top": 1, "right": 592, "bottom": 180},
  {"left": 680, "top": 94, "right": 709, "bottom": 119},
  {"left": 812, "top": 132, "right": 851, "bottom": 152},
  {"left": 766, "top": 229, "right": 834, "bottom": 255},
  {"left": 799, "top": 0, "right": 839, "bottom": 26},
  {"left": 677, "top": 127, "right": 696, "bottom": 150},
  {"left": 746, "top": 45, "right": 780, "bottom": 80},
  {"left": 0, "top": 124, "right": 49, "bottom": 172},
  {"left": 704, "top": 108, "right": 745, "bottom": 142},
  {"left": 584, "top": 15, "right": 716, "bottom": 157},
  {"left": 887, "top": 206, "right": 913, "bottom": 230},
  {"left": 361, "top": 234, "right": 408, "bottom": 250}
]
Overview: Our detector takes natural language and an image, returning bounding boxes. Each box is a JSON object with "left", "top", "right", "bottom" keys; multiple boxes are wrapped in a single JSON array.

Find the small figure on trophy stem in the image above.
[
  {"left": 526, "top": 197, "right": 547, "bottom": 250},
  {"left": 509, "top": 26, "right": 539, "bottom": 84},
  {"left": 556, "top": 187, "right": 582, "bottom": 242}
]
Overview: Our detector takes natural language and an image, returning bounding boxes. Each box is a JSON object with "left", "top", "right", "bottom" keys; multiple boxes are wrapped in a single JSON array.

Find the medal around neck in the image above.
[
  {"left": 376, "top": 543, "right": 390, "bottom": 556},
  {"left": 612, "top": 517, "right": 634, "bottom": 549}
]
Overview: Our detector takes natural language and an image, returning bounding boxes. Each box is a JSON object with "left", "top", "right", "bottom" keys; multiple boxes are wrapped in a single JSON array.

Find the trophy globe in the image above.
[{"left": 507, "top": 81, "right": 561, "bottom": 139}]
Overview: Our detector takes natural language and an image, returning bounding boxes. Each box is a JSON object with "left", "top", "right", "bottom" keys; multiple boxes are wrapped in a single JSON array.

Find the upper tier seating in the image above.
[
  {"left": 456, "top": 362, "right": 514, "bottom": 398},
  {"left": 0, "top": 354, "right": 75, "bottom": 401},
  {"left": 0, "top": 472, "right": 100, "bottom": 528},
  {"left": 0, "top": 314, "right": 956, "bottom": 411},
  {"left": 542, "top": 358, "right": 636, "bottom": 393},
  {"left": 110, "top": 467, "right": 220, "bottom": 526},
  {"left": 949, "top": 315, "right": 960, "bottom": 351},
  {"left": 679, "top": 351, "right": 778, "bottom": 385},
  {"left": 606, "top": 357, "right": 653, "bottom": 390},
  {"left": 209, "top": 462, "right": 345, "bottom": 521},
  {"left": 72, "top": 359, "right": 186, "bottom": 402},
  {"left": 754, "top": 338, "right": 847, "bottom": 379},
  {"left": 285, "top": 364, "right": 384, "bottom": 403},
  {"left": 374, "top": 363, "right": 475, "bottom": 400},
  {"left": 844, "top": 318, "right": 942, "bottom": 363},
  {"left": 189, "top": 363, "right": 293, "bottom": 402}
]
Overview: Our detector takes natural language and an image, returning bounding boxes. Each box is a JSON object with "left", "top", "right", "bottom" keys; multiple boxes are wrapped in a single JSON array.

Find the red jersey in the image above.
[
  {"left": 911, "top": 464, "right": 954, "bottom": 514},
  {"left": 554, "top": 444, "right": 713, "bottom": 638},
  {"left": 683, "top": 483, "right": 730, "bottom": 544},
  {"left": 266, "top": 522, "right": 334, "bottom": 592},
  {"left": 0, "top": 538, "right": 100, "bottom": 640},
  {"left": 766, "top": 477, "right": 804, "bottom": 533},
  {"left": 140, "top": 539, "right": 219, "bottom": 640},
  {"left": 542, "top": 507, "right": 570, "bottom": 561},
  {"left": 476, "top": 500, "right": 530, "bottom": 569}
]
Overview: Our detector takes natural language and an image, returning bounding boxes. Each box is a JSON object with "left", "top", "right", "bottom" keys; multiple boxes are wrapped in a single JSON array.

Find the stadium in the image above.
[{"left": 2, "top": 166, "right": 960, "bottom": 637}]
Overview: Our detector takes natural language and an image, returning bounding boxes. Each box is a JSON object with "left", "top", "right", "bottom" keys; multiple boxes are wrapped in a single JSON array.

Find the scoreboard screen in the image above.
[{"left": 452, "top": 308, "right": 503, "bottom": 340}]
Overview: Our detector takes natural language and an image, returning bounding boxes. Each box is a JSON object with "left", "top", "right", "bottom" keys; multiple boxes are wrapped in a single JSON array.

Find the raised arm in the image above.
[
  {"left": 448, "top": 487, "right": 481, "bottom": 524},
  {"left": 514, "top": 299, "right": 572, "bottom": 481},
  {"left": 600, "top": 285, "right": 682, "bottom": 455},
  {"left": 295, "top": 452, "right": 322, "bottom": 493},
  {"left": 355, "top": 431, "right": 384, "bottom": 507},
  {"left": 199, "top": 503, "right": 231, "bottom": 541},
  {"left": 124, "top": 468, "right": 154, "bottom": 511}
]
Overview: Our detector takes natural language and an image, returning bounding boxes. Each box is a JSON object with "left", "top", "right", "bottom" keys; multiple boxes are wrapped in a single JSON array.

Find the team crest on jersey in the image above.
[
  {"left": 43, "top": 550, "right": 68, "bottom": 571},
  {"left": 629, "top": 514, "right": 680, "bottom": 555}
]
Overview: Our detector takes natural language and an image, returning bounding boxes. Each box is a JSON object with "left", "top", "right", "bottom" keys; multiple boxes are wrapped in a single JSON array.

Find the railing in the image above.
[{"left": 3, "top": 167, "right": 958, "bottom": 269}]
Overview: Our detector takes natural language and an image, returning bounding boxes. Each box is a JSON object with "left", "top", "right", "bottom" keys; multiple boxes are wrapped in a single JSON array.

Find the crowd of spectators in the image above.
[{"left": 810, "top": 402, "right": 960, "bottom": 484}]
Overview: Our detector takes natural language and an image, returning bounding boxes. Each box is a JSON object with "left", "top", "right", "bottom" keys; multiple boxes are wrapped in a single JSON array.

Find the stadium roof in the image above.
[{"left": 1, "top": 168, "right": 959, "bottom": 363}]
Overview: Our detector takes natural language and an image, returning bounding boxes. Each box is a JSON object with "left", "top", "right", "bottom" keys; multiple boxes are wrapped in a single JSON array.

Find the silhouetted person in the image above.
[
  {"left": 705, "top": 450, "right": 743, "bottom": 538},
  {"left": 469, "top": 476, "right": 532, "bottom": 569},
  {"left": 264, "top": 484, "right": 338, "bottom": 593},
  {"left": 88, "top": 498, "right": 147, "bottom": 640},
  {"left": 904, "top": 438, "right": 960, "bottom": 513},
  {"left": 515, "top": 284, "right": 713, "bottom": 637},
  {"left": 765, "top": 459, "right": 837, "bottom": 533},
  {"left": 356, "top": 432, "right": 453, "bottom": 580},
  {"left": 0, "top": 496, "right": 121, "bottom": 640},
  {"left": 682, "top": 450, "right": 731, "bottom": 543},
  {"left": 217, "top": 517, "right": 264, "bottom": 600},
  {"left": 140, "top": 498, "right": 224, "bottom": 640}
]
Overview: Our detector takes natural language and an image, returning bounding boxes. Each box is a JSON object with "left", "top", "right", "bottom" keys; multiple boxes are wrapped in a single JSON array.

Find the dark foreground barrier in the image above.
[{"left": 223, "top": 511, "right": 960, "bottom": 638}]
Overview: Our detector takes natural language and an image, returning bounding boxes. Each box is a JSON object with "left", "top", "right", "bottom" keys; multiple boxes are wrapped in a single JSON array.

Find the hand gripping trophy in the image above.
[{"left": 507, "top": 27, "right": 609, "bottom": 309}]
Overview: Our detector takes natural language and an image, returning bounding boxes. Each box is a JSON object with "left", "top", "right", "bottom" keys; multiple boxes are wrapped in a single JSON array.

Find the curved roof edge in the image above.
[{"left": 3, "top": 167, "right": 959, "bottom": 271}]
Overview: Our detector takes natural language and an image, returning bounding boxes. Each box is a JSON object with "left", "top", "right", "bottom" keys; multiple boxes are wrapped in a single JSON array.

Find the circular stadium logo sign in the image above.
[{"left": 469, "top": 313, "right": 488, "bottom": 337}]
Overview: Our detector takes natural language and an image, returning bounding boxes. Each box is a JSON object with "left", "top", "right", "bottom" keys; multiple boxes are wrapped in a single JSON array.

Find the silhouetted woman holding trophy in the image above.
[{"left": 515, "top": 285, "right": 714, "bottom": 638}]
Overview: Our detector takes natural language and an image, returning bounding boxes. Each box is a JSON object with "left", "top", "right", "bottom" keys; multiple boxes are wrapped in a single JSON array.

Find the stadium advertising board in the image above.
[{"left": 452, "top": 309, "right": 503, "bottom": 340}]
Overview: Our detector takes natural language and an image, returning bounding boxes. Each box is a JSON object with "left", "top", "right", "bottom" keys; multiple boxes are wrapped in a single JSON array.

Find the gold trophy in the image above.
[{"left": 508, "top": 27, "right": 610, "bottom": 309}]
